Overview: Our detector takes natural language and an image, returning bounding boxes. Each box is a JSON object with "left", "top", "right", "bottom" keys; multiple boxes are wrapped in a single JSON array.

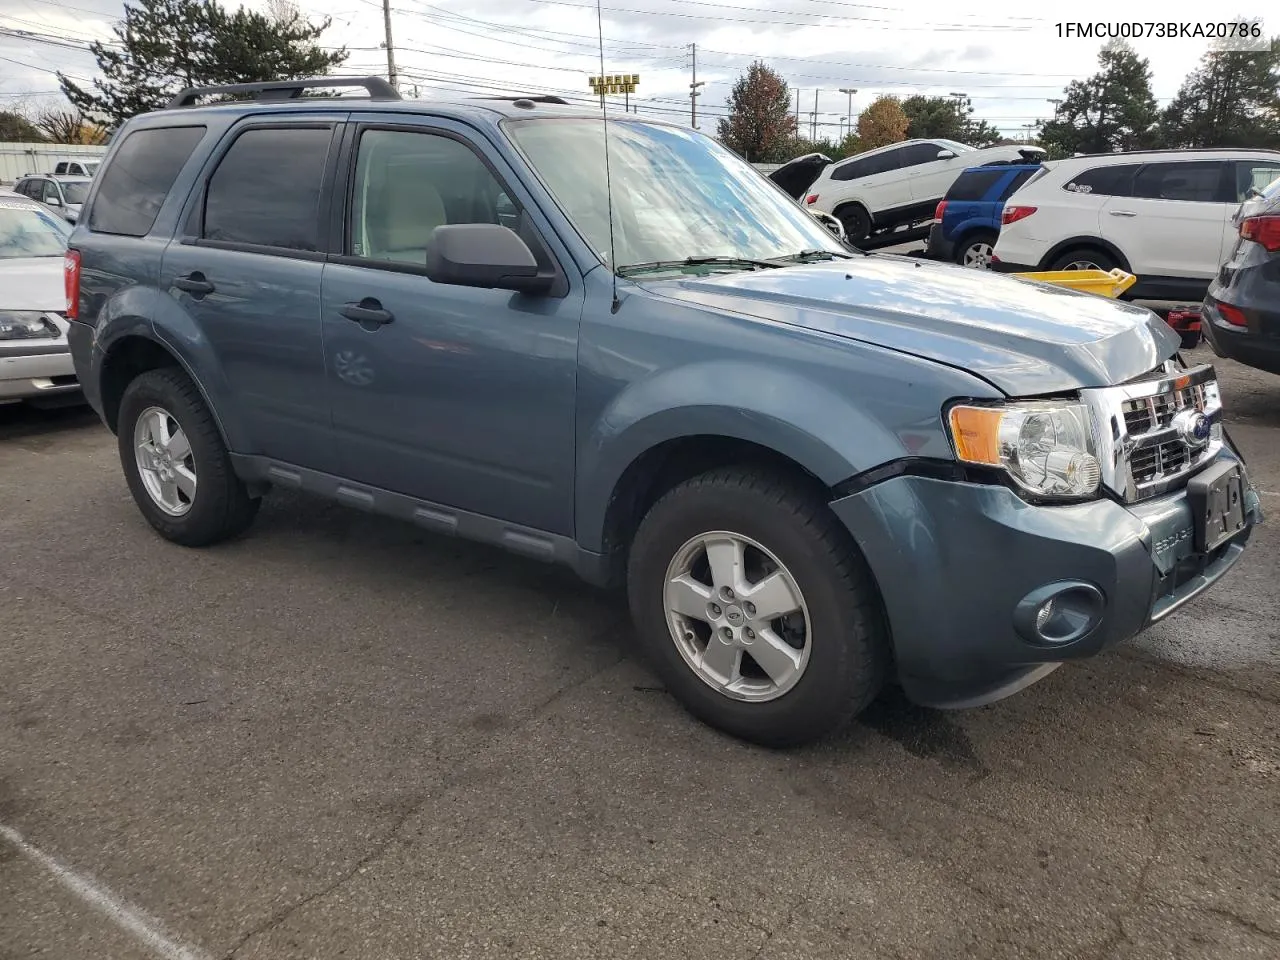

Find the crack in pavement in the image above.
[
  {"left": 220, "top": 653, "right": 629, "bottom": 959},
  {"left": 1201, "top": 905, "right": 1280, "bottom": 942}
]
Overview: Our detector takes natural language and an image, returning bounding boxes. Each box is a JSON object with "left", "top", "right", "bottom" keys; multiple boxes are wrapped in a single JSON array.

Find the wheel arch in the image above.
[{"left": 1039, "top": 236, "right": 1132, "bottom": 273}]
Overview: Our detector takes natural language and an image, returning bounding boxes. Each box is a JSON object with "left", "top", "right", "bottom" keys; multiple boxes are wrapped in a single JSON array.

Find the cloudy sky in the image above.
[{"left": 0, "top": 0, "right": 1264, "bottom": 137}]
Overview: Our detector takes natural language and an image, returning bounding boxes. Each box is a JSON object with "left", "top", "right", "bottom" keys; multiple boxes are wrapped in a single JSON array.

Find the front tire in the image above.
[
  {"left": 627, "top": 468, "right": 889, "bottom": 747},
  {"left": 117, "top": 367, "right": 260, "bottom": 547}
]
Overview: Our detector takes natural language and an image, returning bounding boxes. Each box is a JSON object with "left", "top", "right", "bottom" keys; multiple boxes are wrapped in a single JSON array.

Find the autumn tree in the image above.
[
  {"left": 59, "top": 0, "right": 348, "bottom": 128},
  {"left": 716, "top": 61, "right": 796, "bottom": 163},
  {"left": 1160, "top": 37, "right": 1280, "bottom": 148},
  {"left": 856, "top": 95, "right": 909, "bottom": 149},
  {"left": 1039, "top": 41, "right": 1158, "bottom": 155}
]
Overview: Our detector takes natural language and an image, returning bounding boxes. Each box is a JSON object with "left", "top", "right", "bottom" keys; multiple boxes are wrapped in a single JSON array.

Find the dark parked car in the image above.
[
  {"left": 64, "top": 78, "right": 1260, "bottom": 747},
  {"left": 926, "top": 163, "right": 1041, "bottom": 267},
  {"left": 1203, "top": 174, "right": 1280, "bottom": 374}
]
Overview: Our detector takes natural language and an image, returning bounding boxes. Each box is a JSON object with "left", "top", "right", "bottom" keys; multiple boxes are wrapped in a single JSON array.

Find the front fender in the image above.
[
  {"left": 575, "top": 359, "right": 958, "bottom": 553},
  {"left": 94, "top": 284, "right": 249, "bottom": 451}
]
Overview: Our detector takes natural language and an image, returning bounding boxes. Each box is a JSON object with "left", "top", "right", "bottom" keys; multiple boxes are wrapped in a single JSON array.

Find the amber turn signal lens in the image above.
[{"left": 948, "top": 406, "right": 1003, "bottom": 465}]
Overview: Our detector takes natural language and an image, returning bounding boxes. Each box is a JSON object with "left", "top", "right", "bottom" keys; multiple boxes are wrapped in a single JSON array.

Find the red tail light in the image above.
[
  {"left": 1001, "top": 205, "right": 1036, "bottom": 226},
  {"left": 1218, "top": 303, "right": 1248, "bottom": 328},
  {"left": 64, "top": 249, "right": 81, "bottom": 320},
  {"left": 934, "top": 200, "right": 947, "bottom": 221},
  {"left": 805, "top": 194, "right": 819, "bottom": 205},
  {"left": 1240, "top": 215, "right": 1280, "bottom": 252}
]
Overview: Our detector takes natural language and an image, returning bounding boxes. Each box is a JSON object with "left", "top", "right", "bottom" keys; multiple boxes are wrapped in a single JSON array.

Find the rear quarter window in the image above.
[
  {"left": 945, "top": 169, "right": 1004, "bottom": 202},
  {"left": 89, "top": 126, "right": 206, "bottom": 237},
  {"left": 1061, "top": 164, "right": 1140, "bottom": 198}
]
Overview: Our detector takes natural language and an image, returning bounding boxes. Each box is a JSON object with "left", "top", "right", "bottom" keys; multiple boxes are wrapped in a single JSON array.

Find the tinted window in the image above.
[
  {"left": 830, "top": 157, "right": 867, "bottom": 181},
  {"left": 1237, "top": 161, "right": 1280, "bottom": 201},
  {"left": 54, "top": 163, "right": 68, "bottom": 174},
  {"left": 90, "top": 126, "right": 205, "bottom": 236},
  {"left": 945, "top": 169, "right": 1004, "bottom": 201},
  {"left": 204, "top": 126, "right": 332, "bottom": 251},
  {"left": 351, "top": 129, "right": 515, "bottom": 264},
  {"left": 861, "top": 148, "right": 902, "bottom": 176},
  {"left": 1062, "top": 164, "right": 1140, "bottom": 197},
  {"left": 1002, "top": 168, "right": 1038, "bottom": 198},
  {"left": 1133, "top": 161, "right": 1229, "bottom": 203},
  {"left": 898, "top": 143, "right": 943, "bottom": 168}
]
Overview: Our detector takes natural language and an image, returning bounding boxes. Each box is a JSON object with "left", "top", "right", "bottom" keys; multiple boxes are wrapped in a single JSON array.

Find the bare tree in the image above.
[
  {"left": 266, "top": 0, "right": 301, "bottom": 26},
  {"left": 36, "top": 108, "right": 110, "bottom": 145}
]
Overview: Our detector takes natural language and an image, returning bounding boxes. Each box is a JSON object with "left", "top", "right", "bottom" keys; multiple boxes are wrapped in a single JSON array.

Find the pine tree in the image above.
[
  {"left": 1039, "top": 41, "right": 1158, "bottom": 155},
  {"left": 59, "top": 0, "right": 348, "bottom": 128},
  {"left": 1160, "top": 38, "right": 1280, "bottom": 148}
]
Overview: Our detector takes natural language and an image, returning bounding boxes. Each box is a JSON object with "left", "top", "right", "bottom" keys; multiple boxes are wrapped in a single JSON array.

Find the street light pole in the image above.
[{"left": 839, "top": 87, "right": 857, "bottom": 141}]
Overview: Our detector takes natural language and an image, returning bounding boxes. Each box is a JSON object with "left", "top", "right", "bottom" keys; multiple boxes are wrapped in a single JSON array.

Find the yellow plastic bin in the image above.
[{"left": 1012, "top": 268, "right": 1137, "bottom": 299}]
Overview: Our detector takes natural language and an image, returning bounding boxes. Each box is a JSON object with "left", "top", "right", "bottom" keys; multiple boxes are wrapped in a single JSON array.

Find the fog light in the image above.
[{"left": 1014, "top": 581, "right": 1106, "bottom": 647}]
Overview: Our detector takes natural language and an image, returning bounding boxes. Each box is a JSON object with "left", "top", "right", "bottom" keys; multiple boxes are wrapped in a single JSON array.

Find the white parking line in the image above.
[{"left": 0, "top": 823, "right": 211, "bottom": 960}]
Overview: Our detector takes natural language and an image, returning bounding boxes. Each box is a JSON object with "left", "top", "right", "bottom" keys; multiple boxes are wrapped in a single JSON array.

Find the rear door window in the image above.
[
  {"left": 897, "top": 143, "right": 942, "bottom": 169},
  {"left": 1132, "top": 161, "right": 1232, "bottom": 203},
  {"left": 945, "top": 169, "right": 1004, "bottom": 201},
  {"left": 1062, "top": 164, "right": 1140, "bottom": 197},
  {"left": 90, "top": 125, "right": 206, "bottom": 236},
  {"left": 202, "top": 126, "right": 334, "bottom": 252}
]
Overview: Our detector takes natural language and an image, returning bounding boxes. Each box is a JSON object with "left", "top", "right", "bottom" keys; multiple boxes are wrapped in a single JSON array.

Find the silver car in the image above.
[
  {"left": 0, "top": 192, "right": 79, "bottom": 405},
  {"left": 11, "top": 175, "right": 93, "bottom": 224}
]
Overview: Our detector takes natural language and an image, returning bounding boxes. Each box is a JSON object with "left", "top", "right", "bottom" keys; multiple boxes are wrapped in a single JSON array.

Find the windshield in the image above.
[
  {"left": 62, "top": 182, "right": 90, "bottom": 204},
  {"left": 937, "top": 139, "right": 976, "bottom": 154},
  {"left": 0, "top": 199, "right": 70, "bottom": 259},
  {"left": 505, "top": 118, "right": 848, "bottom": 272},
  {"left": 85, "top": 161, "right": 100, "bottom": 175}
]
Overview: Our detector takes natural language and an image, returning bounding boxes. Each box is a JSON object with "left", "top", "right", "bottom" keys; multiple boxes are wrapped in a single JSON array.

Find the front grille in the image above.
[{"left": 1082, "top": 363, "right": 1222, "bottom": 503}]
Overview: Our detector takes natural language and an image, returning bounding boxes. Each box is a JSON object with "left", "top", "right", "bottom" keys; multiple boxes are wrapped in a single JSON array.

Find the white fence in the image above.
[{"left": 0, "top": 143, "right": 108, "bottom": 184}]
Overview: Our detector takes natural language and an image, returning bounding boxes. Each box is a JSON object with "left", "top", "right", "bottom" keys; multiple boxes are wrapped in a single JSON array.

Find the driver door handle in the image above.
[
  {"left": 1108, "top": 210, "right": 1138, "bottom": 218},
  {"left": 340, "top": 299, "right": 394, "bottom": 326},
  {"left": 174, "top": 272, "right": 215, "bottom": 296}
]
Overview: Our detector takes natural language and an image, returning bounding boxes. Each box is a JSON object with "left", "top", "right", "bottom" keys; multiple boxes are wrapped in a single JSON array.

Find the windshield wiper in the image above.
[
  {"left": 774, "top": 249, "right": 852, "bottom": 263},
  {"left": 617, "top": 256, "right": 783, "bottom": 277}
]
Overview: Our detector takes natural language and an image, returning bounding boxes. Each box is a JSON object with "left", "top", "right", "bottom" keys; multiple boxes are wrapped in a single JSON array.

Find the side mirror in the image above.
[
  {"left": 937, "top": 149, "right": 957, "bottom": 160},
  {"left": 46, "top": 196, "right": 63, "bottom": 207},
  {"left": 424, "top": 224, "right": 553, "bottom": 295}
]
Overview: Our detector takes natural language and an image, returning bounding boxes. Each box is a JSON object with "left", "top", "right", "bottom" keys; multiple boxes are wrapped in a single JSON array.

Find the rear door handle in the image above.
[
  {"left": 1108, "top": 210, "right": 1138, "bottom": 218},
  {"left": 174, "top": 272, "right": 215, "bottom": 296},
  {"left": 340, "top": 299, "right": 394, "bottom": 327}
]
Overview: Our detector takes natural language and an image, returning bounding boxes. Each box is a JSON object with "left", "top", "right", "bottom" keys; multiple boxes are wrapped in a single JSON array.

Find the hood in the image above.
[
  {"left": 0, "top": 257, "right": 66, "bottom": 312},
  {"left": 640, "top": 255, "right": 1178, "bottom": 395}
]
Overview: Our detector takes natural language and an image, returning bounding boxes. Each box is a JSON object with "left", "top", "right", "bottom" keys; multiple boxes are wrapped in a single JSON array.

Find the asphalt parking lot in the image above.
[{"left": 2, "top": 341, "right": 1279, "bottom": 960}]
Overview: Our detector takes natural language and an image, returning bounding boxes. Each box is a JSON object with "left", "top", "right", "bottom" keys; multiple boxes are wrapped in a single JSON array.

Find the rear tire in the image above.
[
  {"left": 836, "top": 205, "right": 872, "bottom": 244},
  {"left": 1180, "top": 329, "right": 1202, "bottom": 350},
  {"left": 955, "top": 230, "right": 998, "bottom": 269},
  {"left": 1048, "top": 247, "right": 1118, "bottom": 272},
  {"left": 117, "top": 367, "right": 260, "bottom": 547},
  {"left": 626, "top": 468, "right": 889, "bottom": 747}
]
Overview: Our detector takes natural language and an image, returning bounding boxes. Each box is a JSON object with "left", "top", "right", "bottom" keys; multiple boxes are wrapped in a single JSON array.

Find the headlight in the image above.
[
  {"left": 948, "top": 401, "right": 1101, "bottom": 499},
  {"left": 0, "top": 311, "right": 59, "bottom": 341}
]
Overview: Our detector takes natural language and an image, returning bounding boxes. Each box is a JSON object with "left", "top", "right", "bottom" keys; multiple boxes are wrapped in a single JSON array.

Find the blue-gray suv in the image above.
[{"left": 64, "top": 78, "right": 1261, "bottom": 746}]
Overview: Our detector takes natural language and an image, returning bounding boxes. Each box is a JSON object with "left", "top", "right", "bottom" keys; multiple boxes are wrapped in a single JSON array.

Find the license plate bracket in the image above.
[{"left": 1187, "top": 460, "right": 1246, "bottom": 554}]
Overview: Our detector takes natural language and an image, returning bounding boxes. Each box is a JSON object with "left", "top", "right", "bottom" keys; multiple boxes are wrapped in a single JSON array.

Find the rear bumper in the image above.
[
  {"left": 925, "top": 223, "right": 954, "bottom": 261},
  {"left": 829, "top": 452, "right": 1259, "bottom": 709},
  {"left": 1202, "top": 294, "right": 1280, "bottom": 375},
  {"left": 0, "top": 348, "right": 78, "bottom": 401}
]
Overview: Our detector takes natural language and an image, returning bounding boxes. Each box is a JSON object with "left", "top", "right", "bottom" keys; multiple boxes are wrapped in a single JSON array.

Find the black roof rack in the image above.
[
  {"left": 471, "top": 95, "right": 573, "bottom": 105},
  {"left": 166, "top": 76, "right": 400, "bottom": 109},
  {"left": 1063, "top": 147, "right": 1280, "bottom": 160}
]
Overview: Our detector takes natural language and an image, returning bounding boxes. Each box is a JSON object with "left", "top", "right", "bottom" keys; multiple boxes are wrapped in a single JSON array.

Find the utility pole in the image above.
[
  {"left": 688, "top": 43, "right": 705, "bottom": 128},
  {"left": 793, "top": 88, "right": 800, "bottom": 133},
  {"left": 839, "top": 87, "right": 857, "bottom": 142},
  {"left": 381, "top": 0, "right": 397, "bottom": 92},
  {"left": 811, "top": 89, "right": 818, "bottom": 142}
]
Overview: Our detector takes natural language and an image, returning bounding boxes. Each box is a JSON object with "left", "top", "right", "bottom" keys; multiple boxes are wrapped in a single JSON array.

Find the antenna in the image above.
[{"left": 595, "top": 0, "right": 620, "bottom": 313}]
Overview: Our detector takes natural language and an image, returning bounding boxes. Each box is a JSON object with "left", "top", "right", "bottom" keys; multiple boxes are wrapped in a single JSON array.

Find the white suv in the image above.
[
  {"left": 805, "top": 139, "right": 1045, "bottom": 246},
  {"left": 991, "top": 149, "right": 1280, "bottom": 301}
]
